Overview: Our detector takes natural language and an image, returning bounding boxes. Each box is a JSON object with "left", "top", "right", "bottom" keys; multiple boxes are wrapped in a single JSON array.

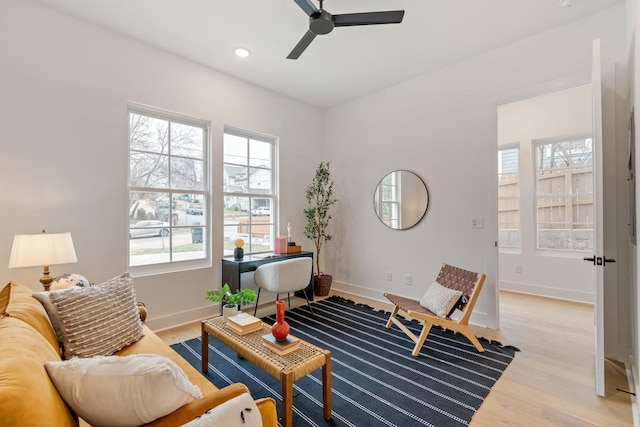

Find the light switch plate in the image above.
[{"left": 471, "top": 217, "right": 484, "bottom": 229}]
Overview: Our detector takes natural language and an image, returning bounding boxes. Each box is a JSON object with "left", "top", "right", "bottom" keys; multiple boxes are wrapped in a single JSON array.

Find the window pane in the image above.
[
  {"left": 249, "top": 139, "right": 271, "bottom": 169},
  {"left": 498, "top": 147, "right": 520, "bottom": 249},
  {"left": 248, "top": 167, "right": 271, "bottom": 193},
  {"left": 223, "top": 134, "right": 247, "bottom": 165},
  {"left": 171, "top": 157, "right": 204, "bottom": 190},
  {"left": 129, "top": 231, "right": 171, "bottom": 266},
  {"left": 171, "top": 123, "right": 203, "bottom": 159},
  {"left": 130, "top": 114, "right": 168, "bottom": 154},
  {"left": 537, "top": 224, "right": 571, "bottom": 250},
  {"left": 130, "top": 152, "right": 168, "bottom": 188}
]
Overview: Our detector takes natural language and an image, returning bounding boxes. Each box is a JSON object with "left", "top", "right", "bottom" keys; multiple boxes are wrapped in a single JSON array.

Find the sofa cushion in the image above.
[
  {"left": 45, "top": 353, "right": 202, "bottom": 427},
  {"left": 1, "top": 282, "right": 60, "bottom": 351},
  {"left": 0, "top": 316, "right": 76, "bottom": 427},
  {"left": 48, "top": 273, "right": 144, "bottom": 358},
  {"left": 182, "top": 393, "right": 262, "bottom": 427}
]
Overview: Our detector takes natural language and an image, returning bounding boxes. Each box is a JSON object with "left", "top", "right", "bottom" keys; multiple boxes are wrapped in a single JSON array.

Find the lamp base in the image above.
[{"left": 40, "top": 266, "right": 53, "bottom": 291}]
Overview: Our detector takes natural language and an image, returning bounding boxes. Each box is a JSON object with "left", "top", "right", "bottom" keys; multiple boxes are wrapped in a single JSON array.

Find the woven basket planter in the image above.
[{"left": 313, "top": 274, "right": 333, "bottom": 297}]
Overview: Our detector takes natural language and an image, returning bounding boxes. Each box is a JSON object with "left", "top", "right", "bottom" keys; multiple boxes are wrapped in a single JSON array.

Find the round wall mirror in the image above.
[{"left": 373, "top": 170, "right": 429, "bottom": 230}]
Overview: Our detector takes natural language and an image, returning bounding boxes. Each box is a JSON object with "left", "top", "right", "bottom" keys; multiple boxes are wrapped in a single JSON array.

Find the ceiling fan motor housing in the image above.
[{"left": 310, "top": 10, "right": 334, "bottom": 35}]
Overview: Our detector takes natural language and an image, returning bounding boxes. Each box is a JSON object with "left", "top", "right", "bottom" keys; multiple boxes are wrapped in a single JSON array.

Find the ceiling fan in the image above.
[{"left": 287, "top": 0, "right": 405, "bottom": 60}]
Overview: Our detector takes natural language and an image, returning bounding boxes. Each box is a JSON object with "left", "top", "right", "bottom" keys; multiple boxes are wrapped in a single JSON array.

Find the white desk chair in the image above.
[{"left": 253, "top": 257, "right": 314, "bottom": 316}]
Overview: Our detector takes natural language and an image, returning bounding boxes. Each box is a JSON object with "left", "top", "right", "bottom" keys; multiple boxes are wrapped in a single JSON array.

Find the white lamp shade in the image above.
[{"left": 8, "top": 232, "right": 78, "bottom": 268}]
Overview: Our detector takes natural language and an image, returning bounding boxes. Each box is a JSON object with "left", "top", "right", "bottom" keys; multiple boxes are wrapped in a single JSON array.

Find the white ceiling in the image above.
[{"left": 34, "top": 0, "right": 623, "bottom": 109}]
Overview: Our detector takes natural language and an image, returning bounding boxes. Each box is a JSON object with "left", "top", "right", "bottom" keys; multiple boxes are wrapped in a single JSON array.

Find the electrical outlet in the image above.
[
  {"left": 386, "top": 271, "right": 392, "bottom": 281},
  {"left": 515, "top": 264, "right": 522, "bottom": 274},
  {"left": 405, "top": 274, "right": 412, "bottom": 285},
  {"left": 471, "top": 217, "right": 484, "bottom": 229}
]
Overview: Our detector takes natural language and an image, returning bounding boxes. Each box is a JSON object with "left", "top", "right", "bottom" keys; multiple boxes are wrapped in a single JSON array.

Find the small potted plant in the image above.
[
  {"left": 205, "top": 284, "right": 257, "bottom": 321},
  {"left": 304, "top": 162, "right": 338, "bottom": 296}
]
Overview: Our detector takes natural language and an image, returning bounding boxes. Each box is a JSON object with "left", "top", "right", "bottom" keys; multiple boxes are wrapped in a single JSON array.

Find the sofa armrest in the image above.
[
  {"left": 137, "top": 302, "right": 147, "bottom": 322},
  {"left": 142, "top": 383, "right": 276, "bottom": 427},
  {"left": 255, "top": 397, "right": 278, "bottom": 427}
]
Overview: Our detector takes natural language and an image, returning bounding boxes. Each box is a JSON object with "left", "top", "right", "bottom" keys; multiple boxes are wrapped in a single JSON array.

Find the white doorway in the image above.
[{"left": 497, "top": 85, "right": 595, "bottom": 303}]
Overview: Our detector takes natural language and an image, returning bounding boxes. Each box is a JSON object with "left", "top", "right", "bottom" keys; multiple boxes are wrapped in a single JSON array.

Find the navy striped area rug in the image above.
[{"left": 172, "top": 296, "right": 518, "bottom": 427}]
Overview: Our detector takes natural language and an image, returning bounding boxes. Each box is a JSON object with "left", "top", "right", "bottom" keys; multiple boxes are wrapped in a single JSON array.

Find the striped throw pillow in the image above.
[{"left": 49, "top": 273, "right": 144, "bottom": 359}]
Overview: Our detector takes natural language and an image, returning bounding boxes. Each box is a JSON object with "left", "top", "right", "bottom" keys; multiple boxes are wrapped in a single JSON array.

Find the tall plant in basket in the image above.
[{"left": 304, "top": 162, "right": 337, "bottom": 296}]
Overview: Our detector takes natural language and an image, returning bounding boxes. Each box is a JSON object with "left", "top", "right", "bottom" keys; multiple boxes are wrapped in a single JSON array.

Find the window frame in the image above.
[
  {"left": 127, "top": 102, "right": 211, "bottom": 275},
  {"left": 223, "top": 126, "right": 277, "bottom": 256}
]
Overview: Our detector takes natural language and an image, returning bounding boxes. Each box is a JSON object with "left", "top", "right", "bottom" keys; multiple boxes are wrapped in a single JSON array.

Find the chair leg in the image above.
[
  {"left": 301, "top": 289, "right": 314, "bottom": 317},
  {"left": 458, "top": 326, "right": 485, "bottom": 352},
  {"left": 253, "top": 288, "right": 262, "bottom": 317},
  {"left": 412, "top": 321, "right": 434, "bottom": 357},
  {"left": 287, "top": 293, "right": 291, "bottom": 308},
  {"left": 385, "top": 305, "right": 400, "bottom": 329}
]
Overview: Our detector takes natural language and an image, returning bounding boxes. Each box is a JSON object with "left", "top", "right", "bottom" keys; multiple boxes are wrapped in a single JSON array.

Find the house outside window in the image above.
[
  {"left": 498, "top": 147, "right": 520, "bottom": 249},
  {"left": 534, "top": 137, "right": 593, "bottom": 252},
  {"left": 128, "top": 104, "right": 210, "bottom": 272},
  {"left": 223, "top": 127, "right": 276, "bottom": 256}
]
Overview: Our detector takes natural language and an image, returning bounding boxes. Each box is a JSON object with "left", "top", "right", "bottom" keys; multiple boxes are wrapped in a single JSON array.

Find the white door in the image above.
[{"left": 587, "top": 38, "right": 611, "bottom": 397}]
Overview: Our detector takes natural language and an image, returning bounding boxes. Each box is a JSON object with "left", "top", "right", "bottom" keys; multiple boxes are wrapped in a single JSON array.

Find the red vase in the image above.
[{"left": 271, "top": 300, "right": 290, "bottom": 342}]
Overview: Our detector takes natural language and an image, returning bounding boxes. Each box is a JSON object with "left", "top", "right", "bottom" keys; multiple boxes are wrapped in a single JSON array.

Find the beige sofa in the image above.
[{"left": 0, "top": 282, "right": 277, "bottom": 426}]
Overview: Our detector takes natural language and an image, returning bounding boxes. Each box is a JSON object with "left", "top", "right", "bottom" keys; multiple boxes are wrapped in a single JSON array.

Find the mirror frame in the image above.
[{"left": 373, "top": 170, "right": 429, "bottom": 230}]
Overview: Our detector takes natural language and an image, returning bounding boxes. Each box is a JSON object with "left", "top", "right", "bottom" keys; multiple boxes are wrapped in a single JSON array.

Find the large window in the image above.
[
  {"left": 534, "top": 137, "right": 593, "bottom": 251},
  {"left": 498, "top": 147, "right": 520, "bottom": 249},
  {"left": 223, "top": 127, "right": 276, "bottom": 256},
  {"left": 128, "top": 105, "right": 209, "bottom": 271}
]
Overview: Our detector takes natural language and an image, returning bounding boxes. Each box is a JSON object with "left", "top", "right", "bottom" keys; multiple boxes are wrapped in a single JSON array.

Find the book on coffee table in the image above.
[
  {"left": 262, "top": 334, "right": 300, "bottom": 355},
  {"left": 226, "top": 312, "right": 262, "bottom": 335}
]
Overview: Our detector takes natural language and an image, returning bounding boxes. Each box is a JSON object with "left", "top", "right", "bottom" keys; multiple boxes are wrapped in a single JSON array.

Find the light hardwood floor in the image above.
[{"left": 157, "top": 290, "right": 634, "bottom": 427}]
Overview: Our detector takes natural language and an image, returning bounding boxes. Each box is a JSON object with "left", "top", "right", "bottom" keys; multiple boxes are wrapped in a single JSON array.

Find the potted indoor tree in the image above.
[
  {"left": 205, "top": 283, "right": 256, "bottom": 321},
  {"left": 303, "top": 162, "right": 338, "bottom": 296}
]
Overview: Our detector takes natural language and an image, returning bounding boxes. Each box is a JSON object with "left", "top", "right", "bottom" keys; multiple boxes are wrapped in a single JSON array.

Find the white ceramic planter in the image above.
[{"left": 222, "top": 304, "right": 238, "bottom": 322}]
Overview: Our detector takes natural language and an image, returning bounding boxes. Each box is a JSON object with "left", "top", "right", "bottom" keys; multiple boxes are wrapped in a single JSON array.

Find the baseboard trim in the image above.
[{"left": 499, "top": 280, "right": 593, "bottom": 303}]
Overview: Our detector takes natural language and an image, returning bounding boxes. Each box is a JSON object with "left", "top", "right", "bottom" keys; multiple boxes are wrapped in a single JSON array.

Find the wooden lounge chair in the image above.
[{"left": 384, "top": 263, "right": 486, "bottom": 356}]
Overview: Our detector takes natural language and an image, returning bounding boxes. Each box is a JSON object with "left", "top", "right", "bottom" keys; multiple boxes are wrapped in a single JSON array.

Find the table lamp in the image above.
[{"left": 8, "top": 230, "right": 78, "bottom": 291}]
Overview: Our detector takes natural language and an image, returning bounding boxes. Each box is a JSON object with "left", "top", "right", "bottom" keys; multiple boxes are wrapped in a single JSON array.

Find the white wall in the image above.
[
  {"left": 323, "top": 5, "right": 627, "bottom": 332},
  {"left": 497, "top": 85, "right": 594, "bottom": 302},
  {"left": 0, "top": 0, "right": 323, "bottom": 330}
]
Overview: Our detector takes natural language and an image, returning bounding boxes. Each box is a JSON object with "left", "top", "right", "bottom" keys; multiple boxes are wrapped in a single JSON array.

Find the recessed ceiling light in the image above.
[{"left": 234, "top": 47, "right": 251, "bottom": 58}]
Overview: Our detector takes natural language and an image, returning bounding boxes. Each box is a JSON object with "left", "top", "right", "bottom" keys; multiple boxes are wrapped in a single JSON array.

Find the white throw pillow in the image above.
[
  {"left": 181, "top": 393, "right": 262, "bottom": 427},
  {"left": 48, "top": 272, "right": 144, "bottom": 358},
  {"left": 419, "top": 281, "right": 463, "bottom": 318},
  {"left": 45, "top": 354, "right": 202, "bottom": 427}
]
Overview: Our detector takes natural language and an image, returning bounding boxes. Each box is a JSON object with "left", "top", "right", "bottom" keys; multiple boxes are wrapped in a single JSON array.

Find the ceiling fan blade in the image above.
[
  {"left": 287, "top": 30, "right": 317, "bottom": 59},
  {"left": 293, "top": 0, "right": 319, "bottom": 17},
  {"left": 333, "top": 10, "right": 405, "bottom": 27}
]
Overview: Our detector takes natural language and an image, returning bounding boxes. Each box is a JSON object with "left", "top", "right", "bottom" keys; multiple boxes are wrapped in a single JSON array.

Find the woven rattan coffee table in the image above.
[{"left": 201, "top": 317, "right": 332, "bottom": 427}]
